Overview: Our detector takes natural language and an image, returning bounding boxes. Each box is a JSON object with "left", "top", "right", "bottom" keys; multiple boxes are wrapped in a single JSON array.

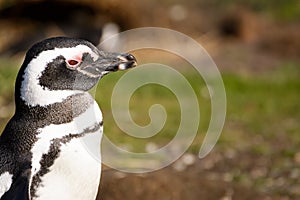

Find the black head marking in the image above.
[
  {"left": 14, "top": 37, "right": 98, "bottom": 105},
  {"left": 15, "top": 36, "right": 137, "bottom": 106},
  {"left": 19, "top": 37, "right": 97, "bottom": 78},
  {"left": 24, "top": 37, "right": 97, "bottom": 64},
  {"left": 38, "top": 55, "right": 98, "bottom": 91}
]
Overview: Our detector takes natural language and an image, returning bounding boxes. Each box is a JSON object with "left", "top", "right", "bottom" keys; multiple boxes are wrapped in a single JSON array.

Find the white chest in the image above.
[
  {"left": 33, "top": 135, "right": 101, "bottom": 200},
  {"left": 30, "top": 101, "right": 103, "bottom": 200}
]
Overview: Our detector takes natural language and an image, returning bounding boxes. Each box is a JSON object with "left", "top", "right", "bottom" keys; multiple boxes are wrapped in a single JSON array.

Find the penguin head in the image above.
[{"left": 16, "top": 37, "right": 137, "bottom": 107}]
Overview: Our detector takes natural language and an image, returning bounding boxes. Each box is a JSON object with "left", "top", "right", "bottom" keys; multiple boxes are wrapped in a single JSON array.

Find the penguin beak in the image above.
[{"left": 79, "top": 51, "right": 137, "bottom": 77}]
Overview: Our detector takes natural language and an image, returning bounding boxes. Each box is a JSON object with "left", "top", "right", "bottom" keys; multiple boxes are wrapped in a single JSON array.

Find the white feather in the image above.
[{"left": 0, "top": 172, "right": 13, "bottom": 197}]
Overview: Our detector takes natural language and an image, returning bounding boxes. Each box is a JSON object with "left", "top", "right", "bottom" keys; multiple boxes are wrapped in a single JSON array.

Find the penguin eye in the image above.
[
  {"left": 68, "top": 60, "right": 79, "bottom": 66},
  {"left": 66, "top": 59, "right": 80, "bottom": 69}
]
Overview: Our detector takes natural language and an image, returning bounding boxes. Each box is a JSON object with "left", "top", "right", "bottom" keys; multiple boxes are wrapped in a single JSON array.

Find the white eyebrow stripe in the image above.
[{"left": 20, "top": 45, "right": 99, "bottom": 107}]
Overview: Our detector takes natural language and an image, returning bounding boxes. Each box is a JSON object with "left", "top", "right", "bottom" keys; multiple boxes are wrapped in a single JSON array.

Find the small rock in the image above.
[
  {"left": 203, "top": 159, "right": 215, "bottom": 170},
  {"left": 223, "top": 173, "right": 233, "bottom": 182},
  {"left": 206, "top": 172, "right": 219, "bottom": 181},
  {"left": 172, "top": 160, "right": 186, "bottom": 172},
  {"left": 114, "top": 171, "right": 127, "bottom": 179},
  {"left": 274, "top": 177, "right": 285, "bottom": 187},
  {"left": 219, "top": 196, "right": 232, "bottom": 200},
  {"left": 145, "top": 142, "right": 159, "bottom": 153},
  {"left": 169, "top": 4, "right": 187, "bottom": 21},
  {"left": 181, "top": 153, "right": 196, "bottom": 166},
  {"left": 224, "top": 149, "right": 236, "bottom": 159},
  {"left": 250, "top": 167, "right": 268, "bottom": 179}
]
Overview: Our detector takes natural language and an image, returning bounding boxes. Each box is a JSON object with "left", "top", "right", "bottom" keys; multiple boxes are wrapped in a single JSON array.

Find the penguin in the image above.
[{"left": 0, "top": 37, "right": 137, "bottom": 200}]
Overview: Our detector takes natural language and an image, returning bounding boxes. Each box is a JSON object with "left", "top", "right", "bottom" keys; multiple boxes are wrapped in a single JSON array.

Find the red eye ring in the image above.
[{"left": 67, "top": 60, "right": 79, "bottom": 66}]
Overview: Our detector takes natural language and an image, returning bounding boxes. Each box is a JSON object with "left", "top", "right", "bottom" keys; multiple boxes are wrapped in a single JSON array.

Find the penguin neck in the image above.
[
  {"left": 18, "top": 78, "right": 84, "bottom": 108},
  {"left": 14, "top": 92, "right": 95, "bottom": 124}
]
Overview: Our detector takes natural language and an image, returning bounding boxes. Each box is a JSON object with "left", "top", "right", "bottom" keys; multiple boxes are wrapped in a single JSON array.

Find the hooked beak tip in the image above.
[{"left": 117, "top": 53, "right": 137, "bottom": 70}]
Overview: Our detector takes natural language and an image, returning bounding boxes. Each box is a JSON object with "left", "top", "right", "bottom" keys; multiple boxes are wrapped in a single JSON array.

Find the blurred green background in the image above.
[{"left": 0, "top": 0, "right": 299, "bottom": 199}]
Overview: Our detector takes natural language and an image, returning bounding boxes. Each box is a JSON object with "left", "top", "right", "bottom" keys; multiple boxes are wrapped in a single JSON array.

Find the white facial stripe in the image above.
[
  {"left": 77, "top": 68, "right": 100, "bottom": 78},
  {"left": 101, "top": 71, "right": 110, "bottom": 76},
  {"left": 21, "top": 45, "right": 99, "bottom": 107},
  {"left": 0, "top": 172, "right": 13, "bottom": 197},
  {"left": 52, "top": 45, "right": 99, "bottom": 62},
  {"left": 118, "top": 63, "right": 127, "bottom": 70},
  {"left": 30, "top": 102, "right": 103, "bottom": 179}
]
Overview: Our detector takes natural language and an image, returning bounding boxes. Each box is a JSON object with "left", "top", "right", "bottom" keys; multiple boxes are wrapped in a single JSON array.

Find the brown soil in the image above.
[{"left": 97, "top": 158, "right": 267, "bottom": 200}]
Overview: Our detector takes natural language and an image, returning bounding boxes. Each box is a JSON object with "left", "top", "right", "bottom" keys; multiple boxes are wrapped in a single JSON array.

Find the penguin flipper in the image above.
[{"left": 1, "top": 173, "right": 30, "bottom": 200}]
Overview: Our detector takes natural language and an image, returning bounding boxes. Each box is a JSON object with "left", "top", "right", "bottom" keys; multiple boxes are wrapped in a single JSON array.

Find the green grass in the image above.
[
  {"left": 95, "top": 63, "right": 300, "bottom": 155},
  {"left": 0, "top": 58, "right": 19, "bottom": 127},
  {"left": 223, "top": 65, "right": 300, "bottom": 139},
  {"left": 0, "top": 59, "right": 19, "bottom": 98},
  {"left": 205, "top": 0, "right": 300, "bottom": 22},
  {"left": 0, "top": 58, "right": 299, "bottom": 157},
  {"left": 95, "top": 68, "right": 210, "bottom": 153}
]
